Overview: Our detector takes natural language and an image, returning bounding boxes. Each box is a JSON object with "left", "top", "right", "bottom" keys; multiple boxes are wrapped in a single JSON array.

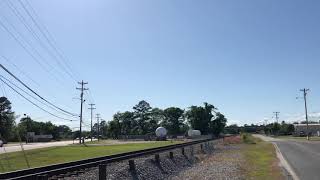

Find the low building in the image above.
[
  {"left": 27, "top": 132, "right": 53, "bottom": 142},
  {"left": 294, "top": 124, "right": 320, "bottom": 136}
]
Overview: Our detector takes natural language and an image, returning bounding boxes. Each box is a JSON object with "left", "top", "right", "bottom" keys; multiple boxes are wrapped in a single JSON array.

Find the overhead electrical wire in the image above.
[
  {"left": 0, "top": 75, "right": 76, "bottom": 118},
  {"left": 1, "top": 55, "right": 40, "bottom": 87},
  {"left": 24, "top": 0, "right": 81, "bottom": 79},
  {"left": 0, "top": 77, "right": 77, "bottom": 122},
  {"left": 2, "top": 1, "right": 73, "bottom": 86},
  {"left": 0, "top": 18, "right": 67, "bottom": 86},
  {"left": 17, "top": 0, "right": 78, "bottom": 82},
  {"left": 0, "top": 64, "right": 78, "bottom": 117}
]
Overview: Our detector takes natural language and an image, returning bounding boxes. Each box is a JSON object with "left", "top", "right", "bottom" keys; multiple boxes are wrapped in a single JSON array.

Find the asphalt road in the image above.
[
  {"left": 275, "top": 140, "right": 320, "bottom": 180},
  {"left": 0, "top": 140, "right": 76, "bottom": 154},
  {"left": 0, "top": 139, "right": 98, "bottom": 154},
  {"left": 255, "top": 135, "right": 320, "bottom": 180}
]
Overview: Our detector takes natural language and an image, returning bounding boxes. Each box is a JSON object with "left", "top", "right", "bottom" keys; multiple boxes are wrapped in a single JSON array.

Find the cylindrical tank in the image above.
[
  {"left": 187, "top": 129, "right": 201, "bottom": 137},
  {"left": 155, "top": 127, "right": 167, "bottom": 137}
]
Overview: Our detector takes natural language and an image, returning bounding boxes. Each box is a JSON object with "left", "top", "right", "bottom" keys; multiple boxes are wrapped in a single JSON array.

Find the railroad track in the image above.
[{"left": 0, "top": 138, "right": 218, "bottom": 180}]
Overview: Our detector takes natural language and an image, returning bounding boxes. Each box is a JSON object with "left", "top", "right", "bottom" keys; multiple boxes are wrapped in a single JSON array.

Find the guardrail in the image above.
[{"left": 0, "top": 138, "right": 218, "bottom": 180}]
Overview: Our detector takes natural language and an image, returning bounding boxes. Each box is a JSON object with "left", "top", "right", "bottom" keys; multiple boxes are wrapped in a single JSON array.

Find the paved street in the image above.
[
  {"left": 0, "top": 140, "right": 76, "bottom": 154},
  {"left": 0, "top": 139, "right": 97, "bottom": 154},
  {"left": 255, "top": 134, "right": 320, "bottom": 180}
]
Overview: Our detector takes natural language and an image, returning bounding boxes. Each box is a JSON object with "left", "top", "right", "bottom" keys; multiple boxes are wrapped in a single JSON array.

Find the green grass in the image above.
[
  {"left": 0, "top": 141, "right": 179, "bottom": 173},
  {"left": 241, "top": 134, "right": 283, "bottom": 180}
]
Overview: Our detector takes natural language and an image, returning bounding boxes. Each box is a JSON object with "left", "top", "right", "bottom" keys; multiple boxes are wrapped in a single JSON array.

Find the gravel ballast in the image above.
[{"left": 61, "top": 140, "right": 244, "bottom": 180}]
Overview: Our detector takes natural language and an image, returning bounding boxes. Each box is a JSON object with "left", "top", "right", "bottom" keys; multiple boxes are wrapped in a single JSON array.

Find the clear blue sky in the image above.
[{"left": 1, "top": 0, "right": 320, "bottom": 129}]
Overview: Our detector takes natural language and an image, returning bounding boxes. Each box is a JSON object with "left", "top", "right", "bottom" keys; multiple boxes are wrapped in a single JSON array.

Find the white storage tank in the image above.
[
  {"left": 155, "top": 127, "right": 167, "bottom": 138},
  {"left": 187, "top": 129, "right": 201, "bottom": 137}
]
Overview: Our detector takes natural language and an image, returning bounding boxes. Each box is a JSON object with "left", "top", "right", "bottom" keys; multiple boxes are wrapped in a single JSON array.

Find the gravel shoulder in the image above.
[{"left": 63, "top": 139, "right": 245, "bottom": 180}]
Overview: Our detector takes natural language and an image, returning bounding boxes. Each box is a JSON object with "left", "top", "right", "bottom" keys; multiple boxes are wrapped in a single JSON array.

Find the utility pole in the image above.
[
  {"left": 300, "top": 88, "right": 310, "bottom": 140},
  {"left": 273, "top": 112, "right": 280, "bottom": 123},
  {"left": 76, "top": 80, "right": 88, "bottom": 144},
  {"left": 88, "top": 104, "right": 96, "bottom": 142},
  {"left": 96, "top": 113, "right": 100, "bottom": 141}
]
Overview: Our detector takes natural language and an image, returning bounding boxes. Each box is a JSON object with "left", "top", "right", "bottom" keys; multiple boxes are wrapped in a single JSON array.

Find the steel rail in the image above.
[{"left": 0, "top": 138, "right": 217, "bottom": 180}]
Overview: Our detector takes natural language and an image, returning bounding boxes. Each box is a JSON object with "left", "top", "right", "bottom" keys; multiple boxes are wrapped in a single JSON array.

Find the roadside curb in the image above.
[{"left": 272, "top": 142, "right": 299, "bottom": 180}]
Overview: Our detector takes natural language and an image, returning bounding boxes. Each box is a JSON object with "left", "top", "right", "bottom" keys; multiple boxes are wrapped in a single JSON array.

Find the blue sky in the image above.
[{"left": 1, "top": 0, "right": 320, "bottom": 129}]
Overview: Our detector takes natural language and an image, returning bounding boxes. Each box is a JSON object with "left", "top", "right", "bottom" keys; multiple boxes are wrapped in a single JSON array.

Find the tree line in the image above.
[
  {"left": 224, "top": 121, "right": 295, "bottom": 135},
  {"left": 0, "top": 97, "right": 228, "bottom": 142},
  {"left": 92, "top": 100, "right": 227, "bottom": 139},
  {"left": 0, "top": 96, "right": 72, "bottom": 142}
]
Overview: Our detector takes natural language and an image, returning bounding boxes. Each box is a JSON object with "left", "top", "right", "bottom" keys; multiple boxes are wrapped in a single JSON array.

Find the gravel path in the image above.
[{"left": 60, "top": 140, "right": 244, "bottom": 180}]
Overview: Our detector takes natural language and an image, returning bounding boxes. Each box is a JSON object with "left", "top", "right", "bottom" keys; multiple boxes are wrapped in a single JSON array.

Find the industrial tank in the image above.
[
  {"left": 155, "top": 127, "right": 167, "bottom": 140},
  {"left": 155, "top": 127, "right": 167, "bottom": 137},
  {"left": 187, "top": 129, "right": 201, "bottom": 137}
]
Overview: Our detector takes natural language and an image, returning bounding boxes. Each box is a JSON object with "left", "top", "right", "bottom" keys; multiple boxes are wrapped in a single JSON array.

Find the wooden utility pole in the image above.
[
  {"left": 300, "top": 88, "right": 310, "bottom": 140},
  {"left": 96, "top": 113, "right": 100, "bottom": 141},
  {"left": 76, "top": 80, "right": 88, "bottom": 144},
  {"left": 88, "top": 104, "right": 96, "bottom": 141},
  {"left": 273, "top": 112, "right": 280, "bottom": 123}
]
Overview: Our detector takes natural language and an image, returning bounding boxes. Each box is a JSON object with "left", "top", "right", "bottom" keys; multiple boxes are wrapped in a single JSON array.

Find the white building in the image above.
[{"left": 294, "top": 124, "right": 320, "bottom": 136}]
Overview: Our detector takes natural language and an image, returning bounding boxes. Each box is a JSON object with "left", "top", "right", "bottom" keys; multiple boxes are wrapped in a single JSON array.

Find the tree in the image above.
[
  {"left": 186, "top": 105, "right": 206, "bottom": 132},
  {"left": 162, "top": 107, "right": 184, "bottom": 135},
  {"left": 210, "top": 112, "right": 227, "bottom": 136},
  {"left": 0, "top": 97, "right": 15, "bottom": 141},
  {"left": 186, "top": 102, "right": 218, "bottom": 134},
  {"left": 133, "top": 100, "right": 152, "bottom": 134},
  {"left": 115, "top": 111, "right": 135, "bottom": 135}
]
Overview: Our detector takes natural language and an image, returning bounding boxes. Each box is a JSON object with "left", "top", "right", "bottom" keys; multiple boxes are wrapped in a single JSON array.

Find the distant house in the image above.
[
  {"left": 27, "top": 132, "right": 53, "bottom": 142},
  {"left": 294, "top": 124, "right": 320, "bottom": 136}
]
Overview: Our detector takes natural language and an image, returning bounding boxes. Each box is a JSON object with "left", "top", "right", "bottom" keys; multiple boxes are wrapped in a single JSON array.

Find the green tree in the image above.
[
  {"left": 115, "top": 111, "right": 135, "bottom": 135},
  {"left": 133, "top": 100, "right": 152, "bottom": 134},
  {"left": 186, "top": 105, "right": 206, "bottom": 132},
  {"left": 210, "top": 112, "right": 227, "bottom": 137},
  {"left": 162, "top": 107, "right": 184, "bottom": 135},
  {"left": 0, "top": 97, "right": 15, "bottom": 141},
  {"left": 186, "top": 102, "right": 218, "bottom": 134}
]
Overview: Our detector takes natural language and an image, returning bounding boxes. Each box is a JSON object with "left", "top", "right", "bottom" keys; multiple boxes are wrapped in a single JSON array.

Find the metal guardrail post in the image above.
[
  {"left": 129, "top": 160, "right": 135, "bottom": 171},
  {"left": 99, "top": 164, "right": 107, "bottom": 180},
  {"left": 155, "top": 154, "right": 160, "bottom": 163},
  {"left": 169, "top": 151, "right": 174, "bottom": 159},
  {"left": 37, "top": 174, "right": 48, "bottom": 180},
  {"left": 190, "top": 146, "right": 194, "bottom": 157}
]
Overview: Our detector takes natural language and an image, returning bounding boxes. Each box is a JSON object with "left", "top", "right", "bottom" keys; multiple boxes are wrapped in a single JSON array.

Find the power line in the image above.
[
  {"left": 0, "top": 75, "right": 75, "bottom": 117},
  {"left": 1, "top": 55, "right": 40, "bottom": 87},
  {"left": 2, "top": 1, "right": 74, "bottom": 86},
  {"left": 24, "top": 0, "right": 80, "bottom": 79},
  {"left": 0, "top": 16, "right": 67, "bottom": 86},
  {"left": 0, "top": 77, "right": 77, "bottom": 121},
  {"left": 0, "top": 64, "right": 78, "bottom": 117},
  {"left": 17, "top": 0, "right": 78, "bottom": 82}
]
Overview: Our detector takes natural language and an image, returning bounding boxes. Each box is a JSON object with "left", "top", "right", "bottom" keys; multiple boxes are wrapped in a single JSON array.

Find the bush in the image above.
[{"left": 241, "top": 133, "right": 256, "bottom": 144}]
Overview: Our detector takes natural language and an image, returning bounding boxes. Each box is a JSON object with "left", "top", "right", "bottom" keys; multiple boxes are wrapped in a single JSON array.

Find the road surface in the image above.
[
  {"left": 255, "top": 134, "right": 320, "bottom": 180},
  {"left": 0, "top": 139, "right": 96, "bottom": 154}
]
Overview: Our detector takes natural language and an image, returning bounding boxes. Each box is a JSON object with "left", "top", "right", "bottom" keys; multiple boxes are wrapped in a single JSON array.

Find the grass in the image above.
[
  {"left": 0, "top": 141, "right": 179, "bottom": 173},
  {"left": 240, "top": 133, "right": 283, "bottom": 180}
]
